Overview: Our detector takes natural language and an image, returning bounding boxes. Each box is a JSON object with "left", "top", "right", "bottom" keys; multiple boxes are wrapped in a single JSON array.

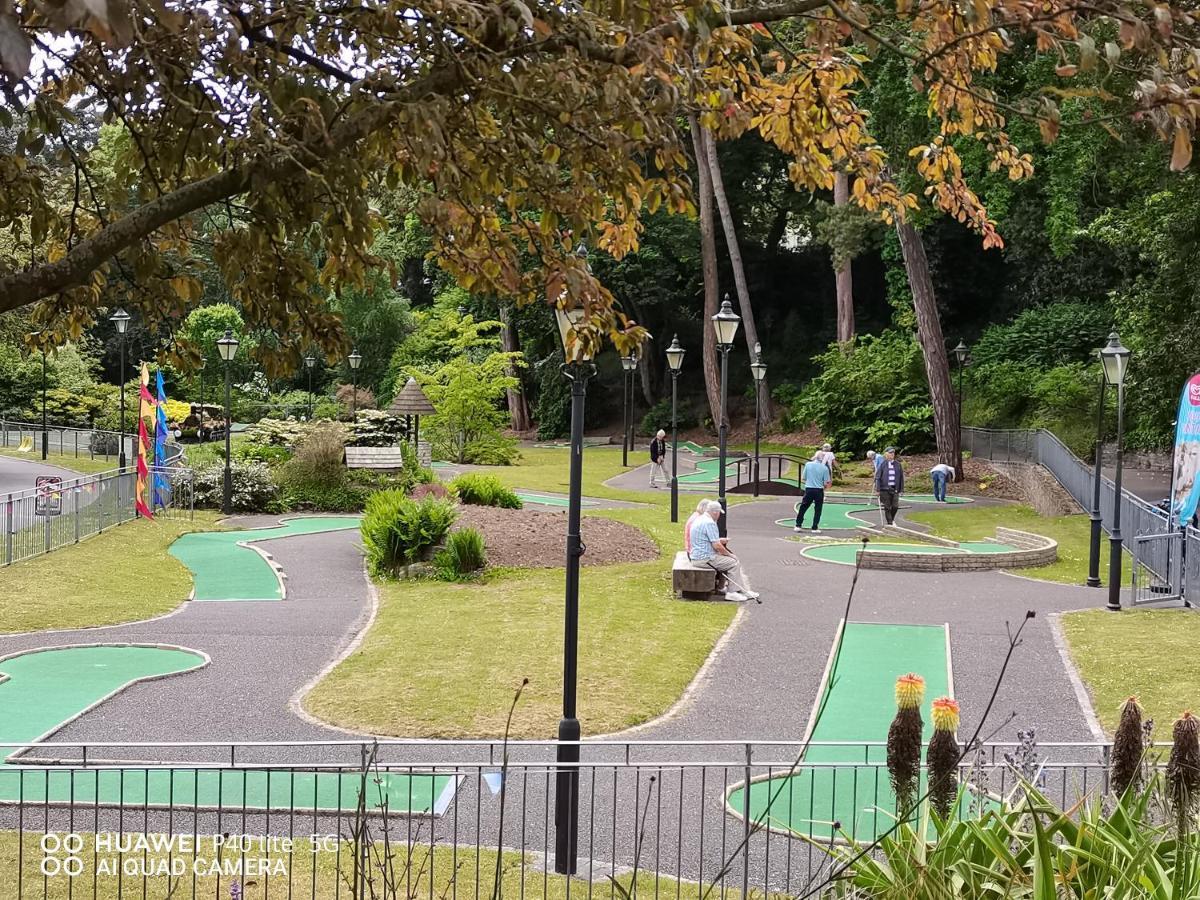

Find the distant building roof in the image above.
[{"left": 388, "top": 377, "right": 436, "bottom": 416}]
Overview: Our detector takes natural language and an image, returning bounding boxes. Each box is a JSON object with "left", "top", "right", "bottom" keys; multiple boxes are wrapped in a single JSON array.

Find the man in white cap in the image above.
[
  {"left": 688, "top": 500, "right": 759, "bottom": 601},
  {"left": 649, "top": 428, "right": 668, "bottom": 487}
]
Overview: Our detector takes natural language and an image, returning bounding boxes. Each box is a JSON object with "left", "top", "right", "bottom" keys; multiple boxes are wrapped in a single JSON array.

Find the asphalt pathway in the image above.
[{"left": 0, "top": 454, "right": 85, "bottom": 496}]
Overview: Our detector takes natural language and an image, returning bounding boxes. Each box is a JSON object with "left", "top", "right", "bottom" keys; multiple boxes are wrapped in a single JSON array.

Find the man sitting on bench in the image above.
[{"left": 687, "top": 500, "right": 759, "bottom": 602}]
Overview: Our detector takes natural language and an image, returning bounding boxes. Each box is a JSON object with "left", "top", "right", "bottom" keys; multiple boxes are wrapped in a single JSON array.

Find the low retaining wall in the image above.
[{"left": 856, "top": 527, "right": 1057, "bottom": 572}]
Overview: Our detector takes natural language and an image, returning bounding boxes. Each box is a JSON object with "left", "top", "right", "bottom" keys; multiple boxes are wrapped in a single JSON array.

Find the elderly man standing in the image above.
[
  {"left": 688, "top": 500, "right": 759, "bottom": 602},
  {"left": 875, "top": 446, "right": 905, "bottom": 525}
]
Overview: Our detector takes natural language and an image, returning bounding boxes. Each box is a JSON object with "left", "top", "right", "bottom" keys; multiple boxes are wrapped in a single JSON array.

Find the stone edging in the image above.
[{"left": 856, "top": 527, "right": 1058, "bottom": 572}]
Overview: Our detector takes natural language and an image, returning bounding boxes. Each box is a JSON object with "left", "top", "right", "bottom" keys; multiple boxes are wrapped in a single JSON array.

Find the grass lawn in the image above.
[
  {"left": 906, "top": 504, "right": 1113, "bottom": 584},
  {"left": 483, "top": 445, "right": 662, "bottom": 503},
  {"left": 1060, "top": 609, "right": 1200, "bottom": 734},
  {"left": 0, "top": 448, "right": 120, "bottom": 476},
  {"left": 304, "top": 504, "right": 735, "bottom": 738},
  {"left": 0, "top": 512, "right": 223, "bottom": 634},
  {"left": 0, "top": 834, "right": 749, "bottom": 900}
]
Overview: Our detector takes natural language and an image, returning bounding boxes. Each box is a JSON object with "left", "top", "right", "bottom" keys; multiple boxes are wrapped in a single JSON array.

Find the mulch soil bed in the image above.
[{"left": 454, "top": 506, "right": 659, "bottom": 568}]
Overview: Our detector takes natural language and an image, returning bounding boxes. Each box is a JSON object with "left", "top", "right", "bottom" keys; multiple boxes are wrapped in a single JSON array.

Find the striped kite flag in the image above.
[
  {"left": 136, "top": 363, "right": 154, "bottom": 519},
  {"left": 153, "top": 369, "right": 169, "bottom": 509}
]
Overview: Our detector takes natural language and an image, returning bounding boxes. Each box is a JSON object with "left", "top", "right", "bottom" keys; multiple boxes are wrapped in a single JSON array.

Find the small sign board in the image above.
[{"left": 35, "top": 475, "right": 63, "bottom": 517}]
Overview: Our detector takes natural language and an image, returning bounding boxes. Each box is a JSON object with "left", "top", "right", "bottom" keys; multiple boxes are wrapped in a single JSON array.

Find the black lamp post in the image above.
[
  {"left": 620, "top": 352, "right": 636, "bottom": 466},
  {"left": 40, "top": 343, "right": 48, "bottom": 460},
  {"left": 666, "top": 336, "right": 685, "bottom": 523},
  {"left": 551, "top": 298, "right": 596, "bottom": 876},
  {"left": 713, "top": 294, "right": 741, "bottom": 536},
  {"left": 954, "top": 340, "right": 968, "bottom": 480},
  {"left": 1101, "top": 332, "right": 1131, "bottom": 611},
  {"left": 348, "top": 348, "right": 363, "bottom": 418},
  {"left": 217, "top": 329, "right": 240, "bottom": 515},
  {"left": 1087, "top": 363, "right": 1107, "bottom": 588},
  {"left": 198, "top": 357, "right": 206, "bottom": 406},
  {"left": 304, "top": 353, "right": 317, "bottom": 420},
  {"left": 750, "top": 343, "right": 767, "bottom": 497},
  {"left": 111, "top": 307, "right": 130, "bottom": 468}
]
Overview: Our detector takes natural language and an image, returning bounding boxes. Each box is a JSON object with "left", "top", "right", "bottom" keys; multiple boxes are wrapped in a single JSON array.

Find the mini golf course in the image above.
[
  {"left": 776, "top": 494, "right": 971, "bottom": 531},
  {"left": 169, "top": 516, "right": 361, "bottom": 601},
  {"left": 0, "top": 645, "right": 454, "bottom": 813},
  {"left": 802, "top": 540, "right": 1016, "bottom": 565},
  {"left": 725, "top": 622, "right": 953, "bottom": 842}
]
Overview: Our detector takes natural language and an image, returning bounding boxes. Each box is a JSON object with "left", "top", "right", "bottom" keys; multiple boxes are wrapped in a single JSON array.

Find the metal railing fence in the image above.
[
  {"left": 962, "top": 426, "right": 1200, "bottom": 606},
  {"left": 0, "top": 737, "right": 1157, "bottom": 900},
  {"left": 2, "top": 466, "right": 193, "bottom": 567},
  {"left": 0, "top": 418, "right": 135, "bottom": 462}
]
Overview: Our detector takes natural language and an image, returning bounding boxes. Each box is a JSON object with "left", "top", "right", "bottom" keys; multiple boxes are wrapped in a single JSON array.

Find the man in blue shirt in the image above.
[
  {"left": 688, "top": 500, "right": 758, "bottom": 601},
  {"left": 875, "top": 446, "right": 905, "bottom": 524},
  {"left": 794, "top": 452, "right": 832, "bottom": 533}
]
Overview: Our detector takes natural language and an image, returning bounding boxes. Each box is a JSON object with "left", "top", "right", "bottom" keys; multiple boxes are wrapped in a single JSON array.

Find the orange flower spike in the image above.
[
  {"left": 895, "top": 673, "right": 925, "bottom": 710},
  {"left": 931, "top": 697, "right": 960, "bottom": 732}
]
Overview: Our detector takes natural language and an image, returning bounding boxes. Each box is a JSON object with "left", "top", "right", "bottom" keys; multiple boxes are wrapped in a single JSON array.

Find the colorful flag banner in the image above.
[
  {"left": 153, "top": 369, "right": 169, "bottom": 509},
  {"left": 136, "top": 363, "right": 153, "bottom": 519},
  {"left": 1171, "top": 372, "right": 1200, "bottom": 527}
]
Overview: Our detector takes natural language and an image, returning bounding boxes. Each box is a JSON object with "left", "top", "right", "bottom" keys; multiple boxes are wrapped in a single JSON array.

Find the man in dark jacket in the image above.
[
  {"left": 649, "top": 429, "right": 668, "bottom": 487},
  {"left": 875, "top": 446, "right": 904, "bottom": 524}
]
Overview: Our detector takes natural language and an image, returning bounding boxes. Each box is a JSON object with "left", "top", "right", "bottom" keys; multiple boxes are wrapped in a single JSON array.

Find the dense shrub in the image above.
[
  {"left": 192, "top": 459, "right": 279, "bottom": 512},
  {"left": 971, "top": 302, "right": 1111, "bottom": 369},
  {"left": 279, "top": 481, "right": 368, "bottom": 512},
  {"left": 461, "top": 434, "right": 519, "bottom": 465},
  {"left": 233, "top": 442, "right": 292, "bottom": 466},
  {"left": 274, "top": 422, "right": 364, "bottom": 510},
  {"left": 336, "top": 383, "right": 377, "bottom": 416},
  {"left": 788, "top": 330, "right": 933, "bottom": 453},
  {"left": 245, "top": 417, "right": 319, "bottom": 447},
  {"left": 449, "top": 473, "right": 522, "bottom": 509},
  {"left": 434, "top": 527, "right": 487, "bottom": 579},
  {"left": 965, "top": 361, "right": 1099, "bottom": 456},
  {"left": 360, "top": 491, "right": 458, "bottom": 573},
  {"left": 639, "top": 398, "right": 697, "bottom": 437},
  {"left": 347, "top": 409, "right": 405, "bottom": 447}
]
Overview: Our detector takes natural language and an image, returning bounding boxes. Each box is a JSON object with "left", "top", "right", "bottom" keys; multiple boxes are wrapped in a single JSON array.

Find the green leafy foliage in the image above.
[
  {"left": 192, "top": 459, "right": 279, "bottom": 512},
  {"left": 970, "top": 302, "right": 1112, "bottom": 370},
  {"left": 434, "top": 527, "right": 488, "bottom": 580},
  {"left": 790, "top": 330, "right": 933, "bottom": 453},
  {"left": 360, "top": 491, "right": 458, "bottom": 574},
  {"left": 639, "top": 398, "right": 697, "bottom": 437},
  {"left": 275, "top": 422, "right": 370, "bottom": 512},
  {"left": 449, "top": 473, "right": 522, "bottom": 509},
  {"left": 965, "top": 361, "right": 1100, "bottom": 456}
]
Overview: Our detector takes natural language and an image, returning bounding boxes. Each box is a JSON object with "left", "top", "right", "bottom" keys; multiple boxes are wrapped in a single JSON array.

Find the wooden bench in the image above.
[
  {"left": 344, "top": 446, "right": 407, "bottom": 470},
  {"left": 672, "top": 551, "right": 723, "bottom": 600}
]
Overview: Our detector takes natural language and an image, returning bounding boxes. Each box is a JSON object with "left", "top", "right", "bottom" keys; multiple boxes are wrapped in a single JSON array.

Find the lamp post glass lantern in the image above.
[
  {"left": 216, "top": 330, "right": 240, "bottom": 515},
  {"left": 304, "top": 354, "right": 317, "bottom": 421},
  {"left": 348, "top": 348, "right": 363, "bottom": 417},
  {"left": 110, "top": 307, "right": 131, "bottom": 469},
  {"left": 1100, "top": 331, "right": 1131, "bottom": 611},
  {"left": 712, "top": 295, "right": 741, "bottom": 536},
  {"left": 750, "top": 343, "right": 767, "bottom": 497},
  {"left": 620, "top": 353, "right": 636, "bottom": 466},
  {"left": 551, "top": 302, "right": 596, "bottom": 876},
  {"left": 666, "top": 336, "right": 685, "bottom": 523}
]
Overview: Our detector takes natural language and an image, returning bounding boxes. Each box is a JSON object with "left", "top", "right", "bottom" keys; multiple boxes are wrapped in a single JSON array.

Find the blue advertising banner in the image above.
[{"left": 1172, "top": 372, "right": 1200, "bottom": 526}]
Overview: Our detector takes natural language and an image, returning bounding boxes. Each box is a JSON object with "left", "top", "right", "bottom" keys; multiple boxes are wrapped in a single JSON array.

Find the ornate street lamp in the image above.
[
  {"left": 750, "top": 343, "right": 767, "bottom": 497},
  {"left": 620, "top": 352, "right": 637, "bottom": 467},
  {"left": 216, "top": 329, "right": 240, "bottom": 515},
  {"left": 38, "top": 339, "right": 47, "bottom": 460},
  {"left": 110, "top": 308, "right": 131, "bottom": 469},
  {"left": 712, "top": 295, "right": 741, "bottom": 536},
  {"left": 348, "top": 348, "right": 363, "bottom": 418},
  {"left": 1087, "top": 347, "right": 1108, "bottom": 588},
  {"left": 551, "top": 294, "right": 597, "bottom": 877},
  {"left": 665, "top": 336, "right": 686, "bottom": 522},
  {"left": 954, "top": 340, "right": 968, "bottom": 481},
  {"left": 1101, "top": 331, "right": 1131, "bottom": 611},
  {"left": 304, "top": 353, "right": 317, "bottom": 420}
]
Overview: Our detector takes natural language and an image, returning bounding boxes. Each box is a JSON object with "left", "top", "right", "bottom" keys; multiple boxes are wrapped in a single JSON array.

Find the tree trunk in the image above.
[
  {"left": 703, "top": 125, "right": 771, "bottom": 421},
  {"left": 497, "top": 304, "right": 532, "bottom": 432},
  {"left": 895, "top": 221, "right": 962, "bottom": 478},
  {"left": 834, "top": 172, "right": 855, "bottom": 347},
  {"left": 689, "top": 115, "right": 722, "bottom": 429}
]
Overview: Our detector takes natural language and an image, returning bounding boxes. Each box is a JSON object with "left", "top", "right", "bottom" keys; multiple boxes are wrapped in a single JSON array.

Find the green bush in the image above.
[
  {"left": 192, "top": 459, "right": 279, "bottom": 512},
  {"left": 233, "top": 442, "right": 292, "bottom": 466},
  {"left": 971, "top": 301, "right": 1111, "bottom": 369},
  {"left": 788, "top": 329, "right": 933, "bottom": 453},
  {"left": 639, "top": 398, "right": 696, "bottom": 437},
  {"left": 361, "top": 491, "right": 458, "bottom": 574},
  {"left": 434, "top": 527, "right": 487, "bottom": 579},
  {"left": 280, "top": 481, "right": 368, "bottom": 512},
  {"left": 449, "top": 473, "right": 522, "bottom": 509},
  {"left": 462, "top": 434, "right": 519, "bottom": 465},
  {"left": 347, "top": 409, "right": 405, "bottom": 447}
]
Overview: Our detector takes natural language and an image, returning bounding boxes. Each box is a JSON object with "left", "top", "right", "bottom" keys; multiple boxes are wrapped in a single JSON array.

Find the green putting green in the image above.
[
  {"left": 776, "top": 505, "right": 878, "bottom": 531},
  {"left": 676, "top": 457, "right": 744, "bottom": 485},
  {"left": 802, "top": 540, "right": 1016, "bottom": 565},
  {"left": 725, "top": 622, "right": 952, "bottom": 842},
  {"left": 169, "top": 516, "right": 361, "bottom": 601},
  {"left": 514, "top": 491, "right": 599, "bottom": 508},
  {"left": 0, "top": 645, "right": 454, "bottom": 813}
]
